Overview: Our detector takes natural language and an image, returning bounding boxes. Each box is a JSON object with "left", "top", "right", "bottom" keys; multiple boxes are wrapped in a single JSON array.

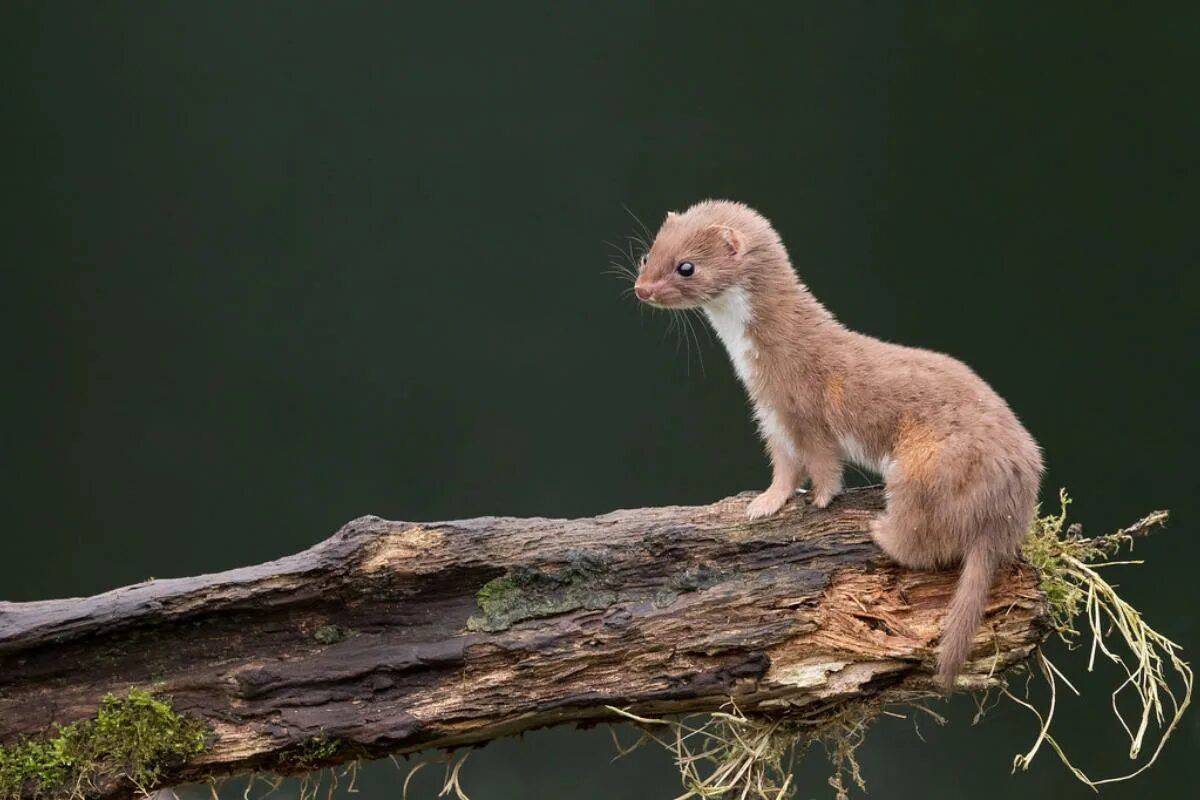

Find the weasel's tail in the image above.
[{"left": 937, "top": 544, "right": 999, "bottom": 687}]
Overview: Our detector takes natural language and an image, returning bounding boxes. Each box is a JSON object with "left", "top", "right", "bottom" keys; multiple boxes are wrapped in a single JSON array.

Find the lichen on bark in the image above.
[{"left": 467, "top": 550, "right": 619, "bottom": 632}]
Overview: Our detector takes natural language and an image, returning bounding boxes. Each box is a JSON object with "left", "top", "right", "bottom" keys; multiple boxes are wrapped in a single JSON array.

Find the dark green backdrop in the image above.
[{"left": 3, "top": 2, "right": 1197, "bottom": 798}]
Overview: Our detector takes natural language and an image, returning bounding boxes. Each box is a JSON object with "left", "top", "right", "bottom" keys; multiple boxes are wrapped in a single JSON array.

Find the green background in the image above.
[{"left": 3, "top": 2, "right": 1197, "bottom": 798}]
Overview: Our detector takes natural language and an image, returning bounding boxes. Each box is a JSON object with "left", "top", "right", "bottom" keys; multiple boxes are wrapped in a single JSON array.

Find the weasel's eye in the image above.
[
  {"left": 639, "top": 254, "right": 648, "bottom": 270},
  {"left": 676, "top": 261, "right": 695, "bottom": 277}
]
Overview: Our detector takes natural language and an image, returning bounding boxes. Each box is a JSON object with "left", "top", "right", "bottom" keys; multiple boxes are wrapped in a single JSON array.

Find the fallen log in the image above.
[{"left": 0, "top": 487, "right": 1049, "bottom": 799}]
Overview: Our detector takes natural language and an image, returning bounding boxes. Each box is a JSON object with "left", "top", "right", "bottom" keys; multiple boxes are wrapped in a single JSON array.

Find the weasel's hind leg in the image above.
[
  {"left": 872, "top": 453, "right": 979, "bottom": 569},
  {"left": 869, "top": 504, "right": 942, "bottom": 570}
]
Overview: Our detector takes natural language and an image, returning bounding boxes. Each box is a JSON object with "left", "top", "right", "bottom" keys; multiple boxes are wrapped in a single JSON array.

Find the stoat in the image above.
[{"left": 631, "top": 199, "right": 1043, "bottom": 687}]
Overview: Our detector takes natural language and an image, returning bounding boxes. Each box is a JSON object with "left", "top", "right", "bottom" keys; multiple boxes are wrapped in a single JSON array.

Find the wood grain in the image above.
[{"left": 0, "top": 487, "right": 1048, "bottom": 798}]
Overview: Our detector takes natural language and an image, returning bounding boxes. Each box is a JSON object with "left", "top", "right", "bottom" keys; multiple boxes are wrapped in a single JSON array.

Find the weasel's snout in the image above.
[
  {"left": 634, "top": 277, "right": 679, "bottom": 307},
  {"left": 635, "top": 277, "right": 668, "bottom": 302}
]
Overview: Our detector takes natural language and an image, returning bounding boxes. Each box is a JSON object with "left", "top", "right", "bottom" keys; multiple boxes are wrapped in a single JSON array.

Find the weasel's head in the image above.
[{"left": 633, "top": 200, "right": 773, "bottom": 309}]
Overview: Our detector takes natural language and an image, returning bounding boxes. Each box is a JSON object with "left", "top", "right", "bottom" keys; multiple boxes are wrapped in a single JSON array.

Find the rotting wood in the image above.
[{"left": 0, "top": 487, "right": 1049, "bottom": 799}]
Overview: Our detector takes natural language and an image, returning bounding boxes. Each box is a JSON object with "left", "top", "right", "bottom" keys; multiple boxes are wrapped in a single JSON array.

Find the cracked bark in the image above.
[{"left": 0, "top": 487, "right": 1049, "bottom": 798}]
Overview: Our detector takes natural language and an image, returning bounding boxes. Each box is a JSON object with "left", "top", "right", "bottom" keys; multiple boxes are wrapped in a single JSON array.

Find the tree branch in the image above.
[{"left": 0, "top": 488, "right": 1048, "bottom": 798}]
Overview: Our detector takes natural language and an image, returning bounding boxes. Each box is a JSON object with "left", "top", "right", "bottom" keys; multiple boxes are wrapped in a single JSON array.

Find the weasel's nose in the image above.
[{"left": 634, "top": 282, "right": 653, "bottom": 301}]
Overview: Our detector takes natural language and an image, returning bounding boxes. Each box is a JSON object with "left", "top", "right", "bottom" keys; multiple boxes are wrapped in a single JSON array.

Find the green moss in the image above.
[
  {"left": 312, "top": 625, "right": 355, "bottom": 645},
  {"left": 289, "top": 736, "right": 343, "bottom": 769},
  {"left": 1022, "top": 489, "right": 1161, "bottom": 640},
  {"left": 468, "top": 550, "right": 619, "bottom": 632},
  {"left": 0, "top": 689, "right": 208, "bottom": 800},
  {"left": 1023, "top": 489, "right": 1080, "bottom": 635}
]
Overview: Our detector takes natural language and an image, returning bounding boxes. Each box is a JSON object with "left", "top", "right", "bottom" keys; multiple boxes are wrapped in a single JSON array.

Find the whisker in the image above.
[
  {"left": 626, "top": 239, "right": 641, "bottom": 268},
  {"left": 603, "top": 264, "right": 637, "bottom": 281},
  {"left": 687, "top": 308, "right": 716, "bottom": 345},
  {"left": 681, "top": 310, "right": 705, "bottom": 376},
  {"left": 680, "top": 311, "right": 695, "bottom": 375},
  {"left": 621, "top": 203, "right": 654, "bottom": 245},
  {"left": 688, "top": 323, "right": 696, "bottom": 376},
  {"left": 603, "top": 240, "right": 641, "bottom": 274},
  {"left": 603, "top": 239, "right": 633, "bottom": 258},
  {"left": 672, "top": 310, "right": 689, "bottom": 374},
  {"left": 664, "top": 310, "right": 680, "bottom": 348}
]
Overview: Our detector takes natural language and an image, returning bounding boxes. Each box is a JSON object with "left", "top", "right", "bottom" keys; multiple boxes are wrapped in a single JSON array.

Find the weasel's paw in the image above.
[
  {"left": 811, "top": 487, "right": 841, "bottom": 509},
  {"left": 747, "top": 489, "right": 790, "bottom": 520}
]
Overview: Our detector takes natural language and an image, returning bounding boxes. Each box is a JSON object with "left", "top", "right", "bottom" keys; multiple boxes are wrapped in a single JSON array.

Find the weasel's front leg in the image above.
[
  {"left": 747, "top": 441, "right": 800, "bottom": 520},
  {"left": 803, "top": 440, "right": 843, "bottom": 509}
]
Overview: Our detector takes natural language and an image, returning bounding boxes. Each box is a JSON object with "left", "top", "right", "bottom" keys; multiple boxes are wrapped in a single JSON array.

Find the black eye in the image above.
[
  {"left": 676, "top": 261, "right": 695, "bottom": 277},
  {"left": 639, "top": 254, "right": 648, "bottom": 269}
]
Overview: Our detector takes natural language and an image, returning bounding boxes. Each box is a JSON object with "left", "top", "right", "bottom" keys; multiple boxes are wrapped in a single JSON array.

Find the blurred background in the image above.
[{"left": 3, "top": 2, "right": 1197, "bottom": 798}]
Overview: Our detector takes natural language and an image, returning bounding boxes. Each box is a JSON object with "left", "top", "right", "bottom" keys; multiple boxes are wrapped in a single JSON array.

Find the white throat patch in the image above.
[
  {"left": 704, "top": 287, "right": 797, "bottom": 458},
  {"left": 703, "top": 287, "right": 756, "bottom": 386}
]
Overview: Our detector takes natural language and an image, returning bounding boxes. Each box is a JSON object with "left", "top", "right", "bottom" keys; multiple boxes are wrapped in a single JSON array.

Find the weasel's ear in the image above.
[
  {"left": 709, "top": 225, "right": 744, "bottom": 258},
  {"left": 666, "top": 211, "right": 679, "bottom": 221}
]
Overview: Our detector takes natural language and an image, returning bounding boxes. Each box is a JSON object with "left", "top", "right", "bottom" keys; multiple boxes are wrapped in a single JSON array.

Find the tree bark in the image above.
[{"left": 0, "top": 488, "right": 1048, "bottom": 798}]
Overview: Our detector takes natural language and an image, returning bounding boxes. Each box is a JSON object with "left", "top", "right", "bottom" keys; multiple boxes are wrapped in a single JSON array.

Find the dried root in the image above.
[
  {"left": 395, "top": 750, "right": 473, "bottom": 800},
  {"left": 606, "top": 696, "right": 940, "bottom": 800},
  {"left": 1009, "top": 491, "right": 1191, "bottom": 788}
]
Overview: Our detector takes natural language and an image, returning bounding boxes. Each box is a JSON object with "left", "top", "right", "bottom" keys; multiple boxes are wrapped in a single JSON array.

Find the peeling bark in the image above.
[{"left": 0, "top": 488, "right": 1048, "bottom": 798}]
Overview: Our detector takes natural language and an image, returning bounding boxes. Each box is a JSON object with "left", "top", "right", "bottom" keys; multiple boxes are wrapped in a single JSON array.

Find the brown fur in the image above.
[
  {"left": 824, "top": 373, "right": 846, "bottom": 415},
  {"left": 631, "top": 199, "right": 1043, "bottom": 687}
]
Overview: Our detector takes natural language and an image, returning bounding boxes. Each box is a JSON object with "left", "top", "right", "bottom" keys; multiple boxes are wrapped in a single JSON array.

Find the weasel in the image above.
[{"left": 631, "top": 199, "right": 1043, "bottom": 687}]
